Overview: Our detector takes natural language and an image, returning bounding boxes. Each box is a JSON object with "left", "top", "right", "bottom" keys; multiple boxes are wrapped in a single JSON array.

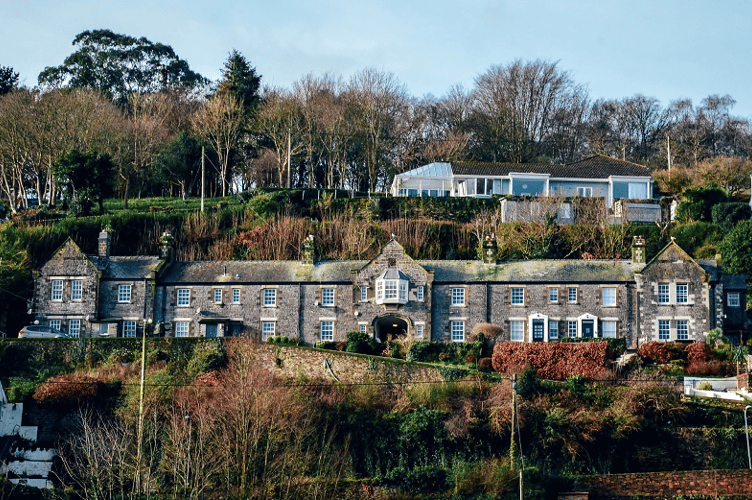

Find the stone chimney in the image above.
[
  {"left": 160, "top": 231, "right": 175, "bottom": 262},
  {"left": 631, "top": 235, "right": 646, "bottom": 264},
  {"left": 482, "top": 234, "right": 498, "bottom": 264},
  {"left": 302, "top": 234, "right": 316, "bottom": 265},
  {"left": 98, "top": 230, "right": 111, "bottom": 260}
]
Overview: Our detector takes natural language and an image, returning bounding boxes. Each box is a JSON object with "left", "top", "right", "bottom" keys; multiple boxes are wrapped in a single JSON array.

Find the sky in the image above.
[{"left": 2, "top": 0, "right": 751, "bottom": 118}]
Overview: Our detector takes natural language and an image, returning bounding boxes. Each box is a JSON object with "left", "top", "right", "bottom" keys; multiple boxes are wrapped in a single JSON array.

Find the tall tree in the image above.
[
  {"left": 53, "top": 149, "right": 115, "bottom": 213},
  {"left": 0, "top": 65, "right": 19, "bottom": 95},
  {"left": 38, "top": 29, "right": 209, "bottom": 104},
  {"left": 216, "top": 50, "right": 262, "bottom": 113}
]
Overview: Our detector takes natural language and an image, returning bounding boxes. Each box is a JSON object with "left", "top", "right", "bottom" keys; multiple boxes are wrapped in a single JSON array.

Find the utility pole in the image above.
[
  {"left": 201, "top": 146, "right": 205, "bottom": 213},
  {"left": 135, "top": 326, "right": 147, "bottom": 494}
]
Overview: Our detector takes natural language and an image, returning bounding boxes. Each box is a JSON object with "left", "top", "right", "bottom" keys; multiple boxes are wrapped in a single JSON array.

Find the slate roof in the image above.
[
  {"left": 450, "top": 155, "right": 650, "bottom": 179},
  {"left": 160, "top": 260, "right": 368, "bottom": 284},
  {"left": 92, "top": 256, "right": 163, "bottom": 280}
]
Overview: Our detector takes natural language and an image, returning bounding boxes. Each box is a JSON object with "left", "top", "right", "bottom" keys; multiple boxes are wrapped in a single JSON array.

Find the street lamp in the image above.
[{"left": 744, "top": 405, "right": 751, "bottom": 470}]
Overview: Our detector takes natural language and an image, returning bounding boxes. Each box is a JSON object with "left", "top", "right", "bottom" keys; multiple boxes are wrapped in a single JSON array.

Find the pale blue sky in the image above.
[{"left": 2, "top": 0, "right": 751, "bottom": 117}]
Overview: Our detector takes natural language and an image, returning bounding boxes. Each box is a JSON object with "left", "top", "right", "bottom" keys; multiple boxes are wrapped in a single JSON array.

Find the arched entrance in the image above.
[{"left": 373, "top": 315, "right": 409, "bottom": 343}]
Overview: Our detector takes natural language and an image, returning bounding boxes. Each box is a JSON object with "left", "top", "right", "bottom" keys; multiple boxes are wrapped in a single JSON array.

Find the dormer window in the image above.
[{"left": 375, "top": 269, "right": 409, "bottom": 305}]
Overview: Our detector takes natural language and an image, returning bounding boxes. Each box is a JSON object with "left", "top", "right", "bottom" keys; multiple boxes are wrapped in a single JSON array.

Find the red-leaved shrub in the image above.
[
  {"left": 637, "top": 341, "right": 673, "bottom": 364},
  {"left": 684, "top": 342, "right": 709, "bottom": 363},
  {"left": 686, "top": 360, "right": 725, "bottom": 376},
  {"left": 491, "top": 342, "right": 610, "bottom": 379},
  {"left": 33, "top": 374, "right": 101, "bottom": 404}
]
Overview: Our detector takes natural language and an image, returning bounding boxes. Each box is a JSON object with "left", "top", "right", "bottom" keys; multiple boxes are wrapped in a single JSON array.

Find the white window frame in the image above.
[
  {"left": 384, "top": 280, "right": 398, "bottom": 299},
  {"left": 177, "top": 288, "right": 190, "bottom": 307},
  {"left": 549, "top": 320, "right": 559, "bottom": 340},
  {"left": 261, "top": 321, "right": 276, "bottom": 341},
  {"left": 549, "top": 287, "right": 558, "bottom": 303},
  {"left": 657, "top": 284, "right": 670, "bottom": 304},
  {"left": 451, "top": 288, "right": 465, "bottom": 306},
  {"left": 123, "top": 320, "right": 137, "bottom": 338},
  {"left": 676, "top": 284, "right": 688, "bottom": 304},
  {"left": 320, "top": 321, "right": 334, "bottom": 341},
  {"left": 510, "top": 320, "right": 524, "bottom": 342},
  {"left": 601, "top": 320, "right": 617, "bottom": 338},
  {"left": 568, "top": 287, "right": 577, "bottom": 303},
  {"left": 213, "top": 288, "right": 223, "bottom": 304},
  {"left": 511, "top": 287, "right": 524, "bottom": 305},
  {"left": 263, "top": 288, "right": 277, "bottom": 307},
  {"left": 49, "top": 319, "right": 61, "bottom": 331},
  {"left": 578, "top": 186, "right": 592, "bottom": 197},
  {"left": 359, "top": 324, "right": 367, "bottom": 333},
  {"left": 51, "top": 280, "right": 63, "bottom": 301},
  {"left": 658, "top": 319, "right": 670, "bottom": 341},
  {"left": 601, "top": 287, "right": 616, "bottom": 307},
  {"left": 69, "top": 319, "right": 81, "bottom": 338},
  {"left": 175, "top": 321, "right": 189, "bottom": 337},
  {"left": 360, "top": 286, "right": 368, "bottom": 302},
  {"left": 416, "top": 285, "right": 424, "bottom": 302},
  {"left": 321, "top": 288, "right": 335, "bottom": 307},
  {"left": 232, "top": 288, "right": 241, "bottom": 304},
  {"left": 450, "top": 320, "right": 465, "bottom": 342},
  {"left": 676, "top": 320, "right": 689, "bottom": 340},
  {"left": 568, "top": 320, "right": 577, "bottom": 338},
  {"left": 71, "top": 280, "right": 82, "bottom": 301},
  {"left": 415, "top": 324, "right": 424, "bottom": 338},
  {"left": 118, "top": 284, "right": 132, "bottom": 303},
  {"left": 727, "top": 292, "right": 740, "bottom": 307}
]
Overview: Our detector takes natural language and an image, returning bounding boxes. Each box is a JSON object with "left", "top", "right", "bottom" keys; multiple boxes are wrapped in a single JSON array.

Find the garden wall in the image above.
[{"left": 579, "top": 469, "right": 752, "bottom": 498}]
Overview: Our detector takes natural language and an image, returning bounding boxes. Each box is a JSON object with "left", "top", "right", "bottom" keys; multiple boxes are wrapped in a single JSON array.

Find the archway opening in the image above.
[{"left": 374, "top": 316, "right": 408, "bottom": 343}]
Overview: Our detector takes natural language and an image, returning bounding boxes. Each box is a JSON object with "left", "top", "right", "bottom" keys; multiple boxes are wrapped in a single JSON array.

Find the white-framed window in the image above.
[
  {"left": 728, "top": 292, "right": 740, "bottom": 307},
  {"left": 658, "top": 319, "right": 670, "bottom": 340},
  {"left": 232, "top": 288, "right": 241, "bottom": 304},
  {"left": 568, "top": 320, "right": 577, "bottom": 337},
  {"left": 118, "top": 285, "right": 132, "bottom": 303},
  {"left": 99, "top": 323, "right": 109, "bottom": 336},
  {"left": 51, "top": 280, "right": 63, "bottom": 301},
  {"left": 71, "top": 280, "right": 82, "bottom": 301},
  {"left": 511, "top": 287, "right": 524, "bottom": 305},
  {"left": 321, "top": 288, "right": 335, "bottom": 307},
  {"left": 549, "top": 287, "right": 558, "bottom": 303},
  {"left": 451, "top": 288, "right": 465, "bottom": 306},
  {"left": 549, "top": 321, "right": 559, "bottom": 340},
  {"left": 658, "top": 284, "right": 670, "bottom": 304},
  {"left": 123, "top": 320, "right": 137, "bottom": 338},
  {"left": 450, "top": 321, "right": 465, "bottom": 342},
  {"left": 578, "top": 187, "right": 592, "bottom": 197},
  {"left": 213, "top": 288, "right": 223, "bottom": 304},
  {"left": 676, "top": 320, "right": 689, "bottom": 340},
  {"left": 359, "top": 324, "right": 367, "bottom": 333},
  {"left": 602, "top": 320, "right": 617, "bottom": 338},
  {"left": 510, "top": 320, "right": 524, "bottom": 342},
  {"left": 49, "top": 319, "right": 61, "bottom": 331},
  {"left": 177, "top": 288, "right": 190, "bottom": 307},
  {"left": 263, "top": 288, "right": 277, "bottom": 307},
  {"left": 261, "top": 321, "right": 275, "bottom": 341},
  {"left": 676, "top": 284, "right": 688, "bottom": 304},
  {"left": 384, "top": 280, "right": 398, "bottom": 299},
  {"left": 320, "top": 321, "right": 334, "bottom": 341},
  {"left": 360, "top": 286, "right": 368, "bottom": 302},
  {"left": 69, "top": 319, "right": 81, "bottom": 338},
  {"left": 602, "top": 287, "right": 616, "bottom": 307},
  {"left": 416, "top": 285, "right": 424, "bottom": 302},
  {"left": 175, "top": 321, "right": 189, "bottom": 337},
  {"left": 568, "top": 287, "right": 577, "bottom": 303},
  {"left": 415, "top": 324, "right": 424, "bottom": 338}
]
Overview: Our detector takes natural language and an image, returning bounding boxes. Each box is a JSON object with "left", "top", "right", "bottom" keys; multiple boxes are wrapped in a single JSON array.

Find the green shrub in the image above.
[
  {"left": 382, "top": 465, "right": 448, "bottom": 493},
  {"left": 675, "top": 184, "right": 728, "bottom": 222},
  {"left": 186, "top": 339, "right": 227, "bottom": 378},
  {"left": 6, "top": 377, "right": 40, "bottom": 403},
  {"left": 405, "top": 341, "right": 442, "bottom": 362},
  {"left": 712, "top": 202, "right": 751, "bottom": 232},
  {"left": 438, "top": 366, "right": 469, "bottom": 381}
]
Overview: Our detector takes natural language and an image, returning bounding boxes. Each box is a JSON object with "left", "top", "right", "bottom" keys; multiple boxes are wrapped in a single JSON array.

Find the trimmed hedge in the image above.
[{"left": 491, "top": 341, "right": 611, "bottom": 379}]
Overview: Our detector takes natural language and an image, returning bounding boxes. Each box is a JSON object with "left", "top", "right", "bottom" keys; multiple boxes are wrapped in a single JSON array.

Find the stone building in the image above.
[{"left": 31, "top": 232, "right": 746, "bottom": 346}]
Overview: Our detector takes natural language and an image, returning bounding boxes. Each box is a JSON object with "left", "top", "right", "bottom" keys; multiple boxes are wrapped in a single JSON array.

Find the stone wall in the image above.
[{"left": 579, "top": 469, "right": 752, "bottom": 498}]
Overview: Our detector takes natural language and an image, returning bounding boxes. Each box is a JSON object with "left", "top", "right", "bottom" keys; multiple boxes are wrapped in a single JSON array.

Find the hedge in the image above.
[{"left": 491, "top": 341, "right": 610, "bottom": 379}]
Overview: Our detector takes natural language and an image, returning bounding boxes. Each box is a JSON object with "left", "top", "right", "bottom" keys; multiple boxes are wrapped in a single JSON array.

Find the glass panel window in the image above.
[
  {"left": 360, "top": 286, "right": 368, "bottom": 302},
  {"left": 49, "top": 319, "right": 61, "bottom": 331},
  {"left": 232, "top": 288, "right": 241, "bottom": 304},
  {"left": 658, "top": 319, "right": 670, "bottom": 340},
  {"left": 510, "top": 321, "right": 524, "bottom": 342},
  {"left": 511, "top": 287, "right": 524, "bottom": 305},
  {"left": 568, "top": 287, "right": 577, "bottom": 303},
  {"left": 676, "top": 284, "right": 688, "bottom": 304},
  {"left": 359, "top": 324, "right": 367, "bottom": 333},
  {"left": 416, "top": 286, "right": 424, "bottom": 301},
  {"left": 177, "top": 289, "right": 190, "bottom": 306},
  {"left": 658, "top": 284, "right": 670, "bottom": 304},
  {"left": 99, "top": 323, "right": 109, "bottom": 336},
  {"left": 320, "top": 321, "right": 334, "bottom": 341},
  {"left": 71, "top": 280, "right": 82, "bottom": 301},
  {"left": 451, "top": 321, "right": 465, "bottom": 342},
  {"left": 602, "top": 287, "right": 616, "bottom": 307},
  {"left": 263, "top": 288, "right": 277, "bottom": 307},
  {"left": 321, "top": 288, "right": 335, "bottom": 306},
  {"left": 676, "top": 320, "right": 689, "bottom": 340},
  {"left": 69, "top": 319, "right": 81, "bottom": 338},
  {"left": 175, "top": 321, "right": 189, "bottom": 337},
  {"left": 384, "top": 280, "right": 398, "bottom": 299},
  {"left": 549, "top": 321, "right": 558, "bottom": 340},
  {"left": 123, "top": 320, "right": 137, "bottom": 338},
  {"left": 568, "top": 320, "right": 577, "bottom": 337},
  {"left": 399, "top": 282, "right": 407, "bottom": 302},
  {"left": 578, "top": 187, "right": 592, "bottom": 197},
  {"left": 118, "top": 285, "right": 132, "bottom": 303},
  {"left": 451, "top": 288, "right": 465, "bottom": 306},
  {"left": 51, "top": 280, "right": 63, "bottom": 301},
  {"left": 549, "top": 287, "right": 558, "bottom": 303},
  {"left": 728, "top": 292, "right": 740, "bottom": 307},
  {"left": 602, "top": 320, "right": 617, "bottom": 338},
  {"left": 213, "top": 288, "right": 223, "bottom": 304},
  {"left": 416, "top": 324, "right": 424, "bottom": 338},
  {"left": 261, "top": 321, "right": 275, "bottom": 341}
]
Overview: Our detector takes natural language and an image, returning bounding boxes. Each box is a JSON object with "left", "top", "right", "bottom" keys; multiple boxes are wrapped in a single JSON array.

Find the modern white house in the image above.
[{"left": 390, "top": 155, "right": 654, "bottom": 208}]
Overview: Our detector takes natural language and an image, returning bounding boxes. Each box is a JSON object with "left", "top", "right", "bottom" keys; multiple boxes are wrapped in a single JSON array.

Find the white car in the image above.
[{"left": 18, "top": 325, "right": 72, "bottom": 339}]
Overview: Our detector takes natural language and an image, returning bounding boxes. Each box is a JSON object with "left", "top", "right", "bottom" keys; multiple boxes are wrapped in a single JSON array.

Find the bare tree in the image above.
[{"left": 253, "top": 87, "right": 305, "bottom": 187}]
